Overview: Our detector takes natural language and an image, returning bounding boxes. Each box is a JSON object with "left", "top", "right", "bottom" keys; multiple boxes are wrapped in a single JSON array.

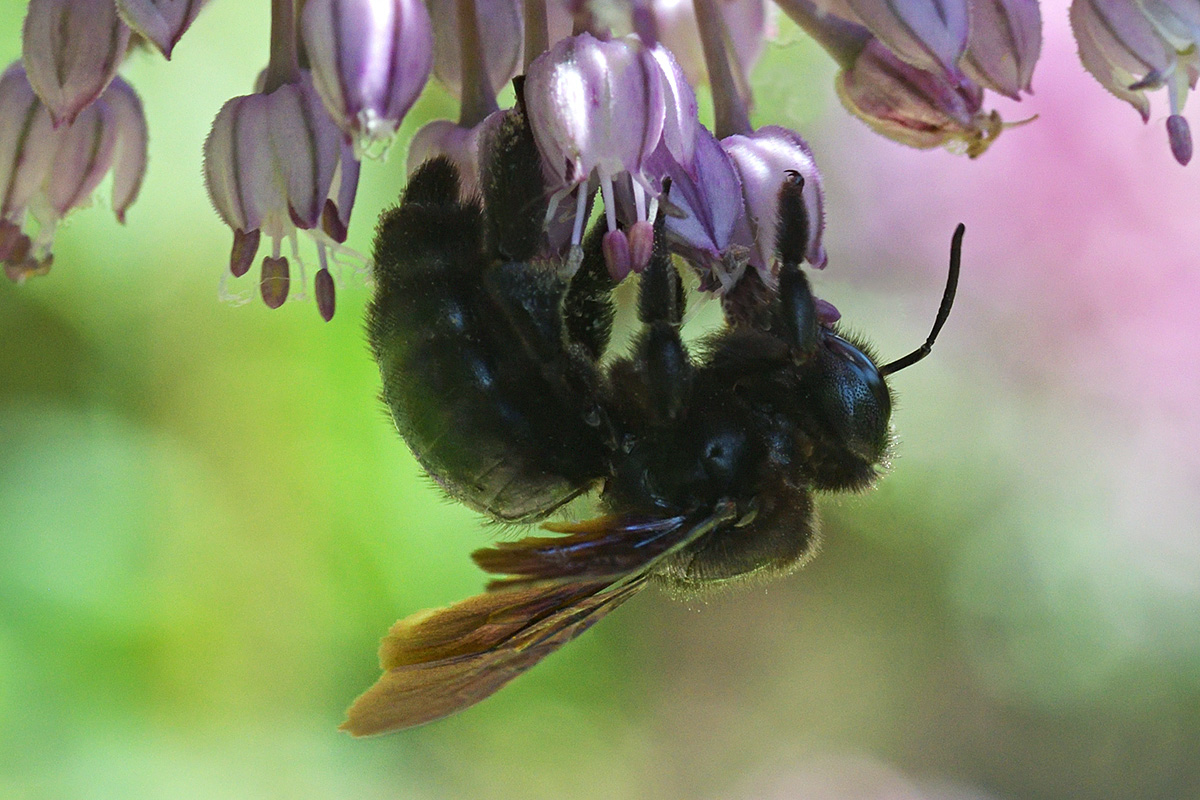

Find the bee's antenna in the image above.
[{"left": 879, "top": 223, "right": 964, "bottom": 376}]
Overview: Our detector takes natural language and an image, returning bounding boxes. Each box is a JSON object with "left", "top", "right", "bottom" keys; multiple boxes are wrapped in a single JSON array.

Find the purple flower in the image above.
[
  {"left": 204, "top": 74, "right": 360, "bottom": 317},
  {"left": 844, "top": 0, "right": 970, "bottom": 77},
  {"left": 1071, "top": 0, "right": 1200, "bottom": 165},
  {"left": 301, "top": 0, "right": 434, "bottom": 146},
  {"left": 837, "top": 38, "right": 1003, "bottom": 158},
  {"left": 115, "top": 0, "right": 211, "bottom": 59},
  {"left": 525, "top": 32, "right": 700, "bottom": 277},
  {"left": 722, "top": 125, "right": 827, "bottom": 284},
  {"left": 406, "top": 111, "right": 505, "bottom": 200},
  {"left": 22, "top": 0, "right": 131, "bottom": 126},
  {"left": 428, "top": 0, "right": 523, "bottom": 101},
  {"left": 526, "top": 33, "right": 665, "bottom": 196},
  {"left": 962, "top": 0, "right": 1042, "bottom": 101},
  {"left": 656, "top": 127, "right": 754, "bottom": 292},
  {"left": 0, "top": 62, "right": 147, "bottom": 283}
]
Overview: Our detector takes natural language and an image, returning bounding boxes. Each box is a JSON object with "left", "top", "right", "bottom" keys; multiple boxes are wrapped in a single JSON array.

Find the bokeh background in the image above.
[{"left": 2, "top": 2, "right": 1199, "bottom": 798}]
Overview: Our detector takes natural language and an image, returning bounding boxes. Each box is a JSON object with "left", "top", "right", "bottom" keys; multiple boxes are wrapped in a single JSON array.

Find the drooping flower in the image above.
[
  {"left": 837, "top": 37, "right": 1003, "bottom": 157},
  {"left": 1071, "top": 0, "right": 1200, "bottom": 165},
  {"left": 722, "top": 125, "right": 827, "bottom": 283},
  {"left": 301, "top": 0, "right": 434, "bottom": 148},
  {"left": 406, "top": 111, "right": 506, "bottom": 200},
  {"left": 777, "top": 0, "right": 1008, "bottom": 156},
  {"left": 590, "top": 0, "right": 771, "bottom": 93},
  {"left": 427, "top": 0, "right": 524, "bottom": 101},
  {"left": 0, "top": 62, "right": 147, "bottom": 283},
  {"left": 115, "top": 0, "right": 211, "bottom": 59},
  {"left": 652, "top": 126, "right": 754, "bottom": 292},
  {"left": 203, "top": 73, "right": 360, "bottom": 317},
  {"left": 524, "top": 32, "right": 699, "bottom": 277},
  {"left": 22, "top": 0, "right": 131, "bottom": 126}
]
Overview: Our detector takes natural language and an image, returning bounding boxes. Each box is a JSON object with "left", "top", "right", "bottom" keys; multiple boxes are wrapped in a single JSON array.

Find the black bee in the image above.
[{"left": 344, "top": 100, "right": 963, "bottom": 734}]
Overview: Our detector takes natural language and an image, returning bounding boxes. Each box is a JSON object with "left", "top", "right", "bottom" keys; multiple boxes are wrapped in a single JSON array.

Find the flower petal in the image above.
[
  {"left": 22, "top": 0, "right": 131, "bottom": 126},
  {"left": 115, "top": 0, "right": 210, "bottom": 59},
  {"left": 101, "top": 76, "right": 148, "bottom": 223}
]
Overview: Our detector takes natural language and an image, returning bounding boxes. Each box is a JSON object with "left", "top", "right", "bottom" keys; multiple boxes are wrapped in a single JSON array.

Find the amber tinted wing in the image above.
[{"left": 341, "top": 502, "right": 736, "bottom": 735}]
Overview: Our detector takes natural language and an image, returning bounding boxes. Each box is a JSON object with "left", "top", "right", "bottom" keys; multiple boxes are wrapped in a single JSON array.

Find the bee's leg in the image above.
[
  {"left": 479, "top": 78, "right": 548, "bottom": 263},
  {"left": 562, "top": 220, "right": 618, "bottom": 362},
  {"left": 607, "top": 214, "right": 693, "bottom": 426}
]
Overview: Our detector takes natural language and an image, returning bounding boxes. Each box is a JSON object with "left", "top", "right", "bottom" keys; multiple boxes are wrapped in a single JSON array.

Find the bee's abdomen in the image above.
[{"left": 367, "top": 160, "right": 605, "bottom": 522}]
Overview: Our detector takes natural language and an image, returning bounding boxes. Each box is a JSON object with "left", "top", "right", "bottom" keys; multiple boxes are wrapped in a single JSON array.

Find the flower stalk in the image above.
[
  {"left": 693, "top": 0, "right": 752, "bottom": 137},
  {"left": 263, "top": 0, "right": 300, "bottom": 94}
]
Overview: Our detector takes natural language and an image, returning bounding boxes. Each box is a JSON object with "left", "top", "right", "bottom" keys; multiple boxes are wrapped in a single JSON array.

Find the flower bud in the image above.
[
  {"left": 301, "top": 0, "right": 434, "bottom": 146},
  {"left": 836, "top": 38, "right": 1003, "bottom": 157},
  {"left": 845, "top": 0, "right": 969, "bottom": 76},
  {"left": 428, "top": 0, "right": 523, "bottom": 99},
  {"left": 22, "top": 0, "right": 131, "bottom": 126},
  {"left": 722, "top": 125, "right": 827, "bottom": 283},
  {"left": 962, "top": 0, "right": 1042, "bottom": 100},
  {"left": 115, "top": 0, "right": 210, "bottom": 58}
]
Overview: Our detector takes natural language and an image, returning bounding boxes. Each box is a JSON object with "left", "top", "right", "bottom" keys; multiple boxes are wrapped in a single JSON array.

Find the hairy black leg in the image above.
[
  {"left": 632, "top": 214, "right": 692, "bottom": 424},
  {"left": 479, "top": 78, "right": 547, "bottom": 262},
  {"left": 771, "top": 169, "right": 819, "bottom": 357},
  {"left": 562, "top": 220, "right": 618, "bottom": 362}
]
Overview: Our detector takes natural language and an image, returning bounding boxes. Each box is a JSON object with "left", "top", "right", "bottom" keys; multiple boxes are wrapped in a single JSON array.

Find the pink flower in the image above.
[
  {"left": 836, "top": 38, "right": 1003, "bottom": 158},
  {"left": 428, "top": 0, "right": 523, "bottom": 100},
  {"left": 1071, "top": 0, "right": 1200, "bottom": 165},
  {"left": 962, "top": 0, "right": 1042, "bottom": 101},
  {"left": 524, "top": 32, "right": 700, "bottom": 277},
  {"left": 844, "top": 0, "right": 970, "bottom": 77}
]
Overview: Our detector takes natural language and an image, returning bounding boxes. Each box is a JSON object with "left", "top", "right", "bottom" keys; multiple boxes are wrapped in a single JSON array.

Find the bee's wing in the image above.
[{"left": 341, "top": 503, "right": 737, "bottom": 735}]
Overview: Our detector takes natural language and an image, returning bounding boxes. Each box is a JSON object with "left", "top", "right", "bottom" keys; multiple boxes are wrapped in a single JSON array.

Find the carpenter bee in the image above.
[{"left": 344, "top": 101, "right": 963, "bottom": 734}]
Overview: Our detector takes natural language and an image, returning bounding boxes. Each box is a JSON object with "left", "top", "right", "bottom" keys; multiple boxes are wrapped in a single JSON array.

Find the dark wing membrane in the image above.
[
  {"left": 341, "top": 503, "right": 737, "bottom": 735},
  {"left": 471, "top": 514, "right": 687, "bottom": 586},
  {"left": 473, "top": 502, "right": 736, "bottom": 587}
]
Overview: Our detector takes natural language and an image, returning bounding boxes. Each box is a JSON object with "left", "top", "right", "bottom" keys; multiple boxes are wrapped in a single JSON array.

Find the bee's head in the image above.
[
  {"left": 772, "top": 223, "right": 963, "bottom": 490},
  {"left": 797, "top": 329, "right": 893, "bottom": 490}
]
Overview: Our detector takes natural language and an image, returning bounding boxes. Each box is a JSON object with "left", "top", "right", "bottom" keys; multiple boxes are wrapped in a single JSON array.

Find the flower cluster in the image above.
[{"left": 4, "top": 0, "right": 1197, "bottom": 311}]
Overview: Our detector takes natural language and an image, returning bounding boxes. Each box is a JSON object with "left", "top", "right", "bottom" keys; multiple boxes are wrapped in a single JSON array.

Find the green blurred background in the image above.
[{"left": 2, "top": 2, "right": 1199, "bottom": 798}]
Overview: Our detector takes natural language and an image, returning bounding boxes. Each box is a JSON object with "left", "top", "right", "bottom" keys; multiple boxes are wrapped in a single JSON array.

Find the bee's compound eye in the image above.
[{"left": 816, "top": 334, "right": 891, "bottom": 461}]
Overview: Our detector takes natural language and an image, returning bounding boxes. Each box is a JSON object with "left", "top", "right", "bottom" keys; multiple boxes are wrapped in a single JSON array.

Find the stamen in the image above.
[
  {"left": 599, "top": 173, "right": 617, "bottom": 232},
  {"left": 633, "top": 181, "right": 647, "bottom": 222},
  {"left": 571, "top": 179, "right": 589, "bottom": 246}
]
